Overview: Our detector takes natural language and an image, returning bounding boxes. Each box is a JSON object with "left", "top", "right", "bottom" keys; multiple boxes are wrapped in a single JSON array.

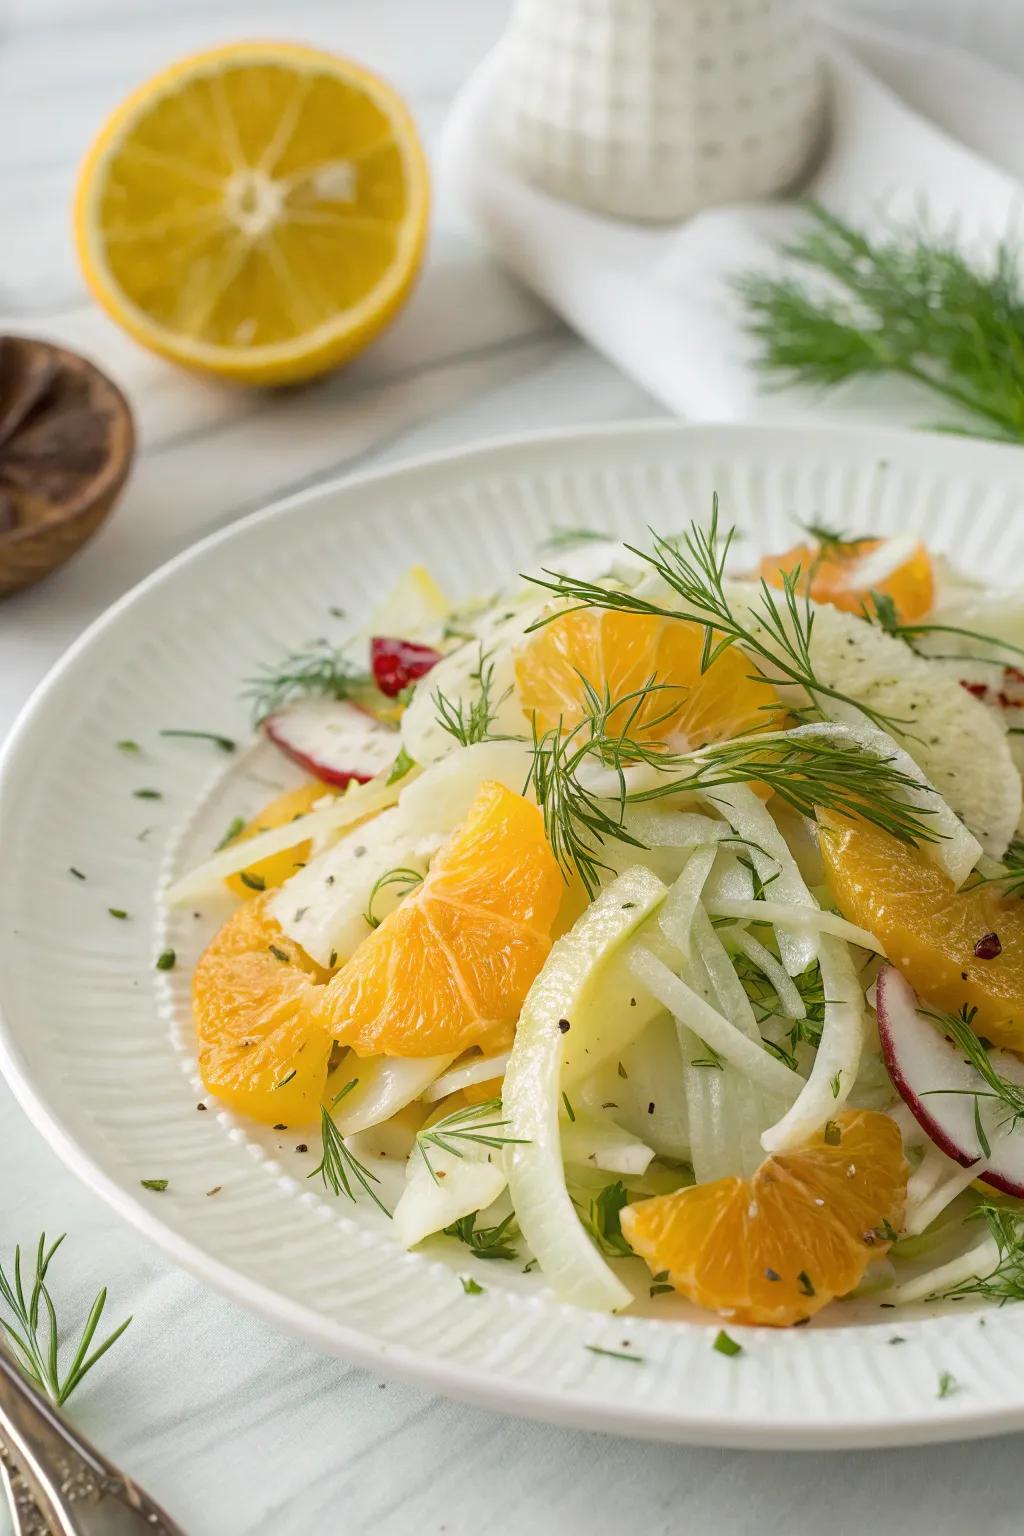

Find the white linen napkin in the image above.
[{"left": 441, "top": 13, "right": 1024, "bottom": 428}]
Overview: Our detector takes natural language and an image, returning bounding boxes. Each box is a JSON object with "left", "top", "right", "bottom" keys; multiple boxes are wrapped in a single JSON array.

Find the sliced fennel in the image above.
[
  {"left": 503, "top": 866, "right": 668, "bottom": 1312},
  {"left": 708, "top": 900, "right": 885, "bottom": 955},
  {"left": 628, "top": 946, "right": 801, "bottom": 1100},
  {"left": 332, "top": 1054, "right": 454, "bottom": 1137},
  {"left": 421, "top": 1050, "right": 511, "bottom": 1104},
  {"left": 167, "top": 773, "right": 405, "bottom": 904},
  {"left": 394, "top": 1137, "right": 507, "bottom": 1249},
  {"left": 560, "top": 1108, "right": 655, "bottom": 1176}
]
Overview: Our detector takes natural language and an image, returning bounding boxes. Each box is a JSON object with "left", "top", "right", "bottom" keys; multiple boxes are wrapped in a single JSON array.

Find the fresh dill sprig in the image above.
[
  {"left": 244, "top": 641, "right": 373, "bottom": 722},
  {"left": 799, "top": 520, "right": 871, "bottom": 556},
  {"left": 0, "top": 1234, "right": 131, "bottom": 1405},
  {"left": 929, "top": 1203, "right": 1024, "bottom": 1303},
  {"left": 922, "top": 1005, "right": 1024, "bottom": 1136},
  {"left": 308, "top": 1082, "right": 390, "bottom": 1215},
  {"left": 416, "top": 1097, "right": 528, "bottom": 1186},
  {"left": 443, "top": 1211, "right": 519, "bottom": 1261},
  {"left": 526, "top": 495, "right": 902, "bottom": 733},
  {"left": 363, "top": 866, "right": 424, "bottom": 930},
  {"left": 968, "top": 838, "right": 1024, "bottom": 900},
  {"left": 732, "top": 952, "right": 827, "bottom": 1059},
  {"left": 628, "top": 732, "right": 941, "bottom": 846},
  {"left": 864, "top": 588, "right": 1024, "bottom": 667},
  {"left": 736, "top": 201, "right": 1024, "bottom": 443},
  {"left": 432, "top": 646, "right": 511, "bottom": 748}
]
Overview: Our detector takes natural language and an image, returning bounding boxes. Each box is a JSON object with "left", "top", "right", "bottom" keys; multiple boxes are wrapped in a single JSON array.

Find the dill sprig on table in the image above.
[
  {"left": 244, "top": 640, "right": 373, "bottom": 722},
  {"left": 526, "top": 496, "right": 901, "bottom": 733},
  {"left": 736, "top": 202, "right": 1024, "bottom": 443},
  {"left": 0, "top": 1234, "right": 131, "bottom": 1405}
]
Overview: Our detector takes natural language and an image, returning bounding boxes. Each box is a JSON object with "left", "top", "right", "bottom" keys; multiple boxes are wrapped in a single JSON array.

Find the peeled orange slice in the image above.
[
  {"left": 317, "top": 780, "right": 562, "bottom": 1058},
  {"left": 193, "top": 895, "right": 331, "bottom": 1125},
  {"left": 515, "top": 609, "right": 782, "bottom": 744},
  {"left": 224, "top": 781, "right": 334, "bottom": 898},
  {"left": 74, "top": 42, "right": 429, "bottom": 383},
  {"left": 820, "top": 814, "right": 1024, "bottom": 1053},
  {"left": 759, "top": 536, "right": 934, "bottom": 622},
  {"left": 622, "top": 1109, "right": 906, "bottom": 1326}
]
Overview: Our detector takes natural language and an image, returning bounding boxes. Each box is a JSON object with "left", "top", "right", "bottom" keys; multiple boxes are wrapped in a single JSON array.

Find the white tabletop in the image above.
[{"left": 2, "top": 1, "right": 1024, "bottom": 1532}]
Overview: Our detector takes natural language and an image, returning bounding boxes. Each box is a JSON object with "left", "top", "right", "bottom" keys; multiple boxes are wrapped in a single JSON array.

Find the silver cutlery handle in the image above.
[{"left": 0, "top": 1351, "right": 186, "bottom": 1536}]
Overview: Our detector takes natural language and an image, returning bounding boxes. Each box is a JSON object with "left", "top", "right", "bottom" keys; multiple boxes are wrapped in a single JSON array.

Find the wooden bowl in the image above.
[{"left": 0, "top": 336, "right": 135, "bottom": 597}]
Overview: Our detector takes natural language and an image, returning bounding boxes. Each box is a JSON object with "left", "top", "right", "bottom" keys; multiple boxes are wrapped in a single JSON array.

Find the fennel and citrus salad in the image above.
[{"left": 169, "top": 509, "right": 1024, "bottom": 1327}]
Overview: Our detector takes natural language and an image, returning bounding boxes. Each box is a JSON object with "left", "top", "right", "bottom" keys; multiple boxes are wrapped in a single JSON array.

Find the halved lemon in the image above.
[{"left": 74, "top": 41, "right": 430, "bottom": 384}]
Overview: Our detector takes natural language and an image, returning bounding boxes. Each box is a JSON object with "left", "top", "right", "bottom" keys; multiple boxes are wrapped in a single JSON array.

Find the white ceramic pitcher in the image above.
[{"left": 492, "top": 0, "right": 827, "bottom": 222}]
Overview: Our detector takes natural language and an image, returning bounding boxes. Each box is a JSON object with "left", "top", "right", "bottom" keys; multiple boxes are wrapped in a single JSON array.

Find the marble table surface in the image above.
[{"left": 3, "top": 1, "right": 1024, "bottom": 1531}]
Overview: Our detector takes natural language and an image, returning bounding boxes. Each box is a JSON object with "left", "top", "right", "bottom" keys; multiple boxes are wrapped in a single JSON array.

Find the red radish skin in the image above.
[
  {"left": 876, "top": 965, "right": 1024, "bottom": 1198},
  {"left": 371, "top": 636, "right": 441, "bottom": 698},
  {"left": 265, "top": 698, "right": 400, "bottom": 787}
]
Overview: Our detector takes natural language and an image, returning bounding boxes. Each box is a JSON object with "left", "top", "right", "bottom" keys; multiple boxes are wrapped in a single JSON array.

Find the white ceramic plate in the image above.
[{"left": 3, "top": 421, "right": 1024, "bottom": 1451}]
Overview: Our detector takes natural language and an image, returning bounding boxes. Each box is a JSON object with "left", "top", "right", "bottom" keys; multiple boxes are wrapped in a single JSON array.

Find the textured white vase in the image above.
[{"left": 492, "top": 0, "right": 828, "bottom": 223}]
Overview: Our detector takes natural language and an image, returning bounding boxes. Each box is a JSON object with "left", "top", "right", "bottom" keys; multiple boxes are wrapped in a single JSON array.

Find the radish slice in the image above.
[
  {"left": 265, "top": 698, "right": 400, "bottom": 787},
  {"left": 875, "top": 965, "right": 1024, "bottom": 1198},
  {"left": 371, "top": 636, "right": 441, "bottom": 698}
]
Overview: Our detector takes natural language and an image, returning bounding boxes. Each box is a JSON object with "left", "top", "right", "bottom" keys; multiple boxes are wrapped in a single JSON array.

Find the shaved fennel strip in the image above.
[
  {"left": 728, "top": 928, "right": 806, "bottom": 1020},
  {"left": 761, "top": 934, "right": 865, "bottom": 1153},
  {"left": 167, "top": 776, "right": 403, "bottom": 903},
  {"left": 689, "top": 907, "right": 760, "bottom": 1042},
  {"left": 707, "top": 900, "right": 885, "bottom": 954},
  {"left": 887, "top": 1237, "right": 1001, "bottom": 1305},
  {"left": 657, "top": 845, "right": 718, "bottom": 962},
  {"left": 694, "top": 782, "right": 816, "bottom": 975},
  {"left": 333, "top": 1054, "right": 455, "bottom": 1136},
  {"left": 628, "top": 947, "right": 801, "bottom": 1099},
  {"left": 421, "top": 1051, "right": 512, "bottom": 1103},
  {"left": 906, "top": 1142, "right": 956, "bottom": 1206},
  {"left": 619, "top": 808, "right": 736, "bottom": 851},
  {"left": 560, "top": 1111, "right": 655, "bottom": 1176},
  {"left": 906, "top": 1159, "right": 988, "bottom": 1237}
]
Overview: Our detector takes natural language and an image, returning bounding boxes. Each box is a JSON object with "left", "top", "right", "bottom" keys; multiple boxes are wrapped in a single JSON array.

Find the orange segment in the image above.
[
  {"left": 622, "top": 1110, "right": 906, "bottom": 1326},
  {"left": 820, "top": 815, "right": 1024, "bottom": 1052},
  {"left": 225, "top": 781, "right": 336, "bottom": 897},
  {"left": 759, "top": 538, "right": 934, "bottom": 621},
  {"left": 317, "top": 781, "right": 562, "bottom": 1058},
  {"left": 514, "top": 609, "right": 782, "bottom": 745},
  {"left": 194, "top": 895, "right": 331, "bottom": 1126}
]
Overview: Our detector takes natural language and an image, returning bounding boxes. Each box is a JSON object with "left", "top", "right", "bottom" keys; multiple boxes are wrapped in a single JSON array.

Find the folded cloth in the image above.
[{"left": 441, "top": 13, "right": 1024, "bottom": 428}]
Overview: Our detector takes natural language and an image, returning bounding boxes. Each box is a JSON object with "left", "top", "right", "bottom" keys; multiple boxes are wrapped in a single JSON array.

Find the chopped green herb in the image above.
[
  {"left": 713, "top": 1329, "right": 743, "bottom": 1358},
  {"left": 561, "top": 1091, "right": 576, "bottom": 1123},
  {"left": 159, "top": 729, "right": 236, "bottom": 753},
  {"left": 215, "top": 815, "right": 246, "bottom": 851},
  {"left": 268, "top": 944, "right": 290, "bottom": 963},
  {"left": 140, "top": 1179, "right": 168, "bottom": 1192},
  {"left": 541, "top": 526, "right": 609, "bottom": 551},
  {"left": 133, "top": 789, "right": 162, "bottom": 800},
  {"left": 116, "top": 739, "right": 140, "bottom": 755},
  {"left": 797, "top": 1270, "right": 816, "bottom": 1297},
  {"left": 578, "top": 1182, "right": 631, "bottom": 1258},
  {"left": 274, "top": 1069, "right": 297, "bottom": 1089},
  {"left": 460, "top": 1276, "right": 485, "bottom": 1296},
  {"left": 649, "top": 1269, "right": 674, "bottom": 1298},
  {"left": 830, "top": 1071, "right": 841, "bottom": 1099},
  {"left": 584, "top": 1343, "right": 645, "bottom": 1364},
  {"left": 155, "top": 949, "right": 176, "bottom": 971},
  {"left": 387, "top": 746, "right": 415, "bottom": 785},
  {"left": 444, "top": 1212, "right": 519, "bottom": 1262},
  {"left": 239, "top": 871, "right": 266, "bottom": 892},
  {"left": 937, "top": 1370, "right": 959, "bottom": 1399},
  {"left": 823, "top": 1120, "right": 841, "bottom": 1146},
  {"left": 108, "top": 908, "right": 128, "bottom": 920},
  {"left": 69, "top": 867, "right": 86, "bottom": 881}
]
